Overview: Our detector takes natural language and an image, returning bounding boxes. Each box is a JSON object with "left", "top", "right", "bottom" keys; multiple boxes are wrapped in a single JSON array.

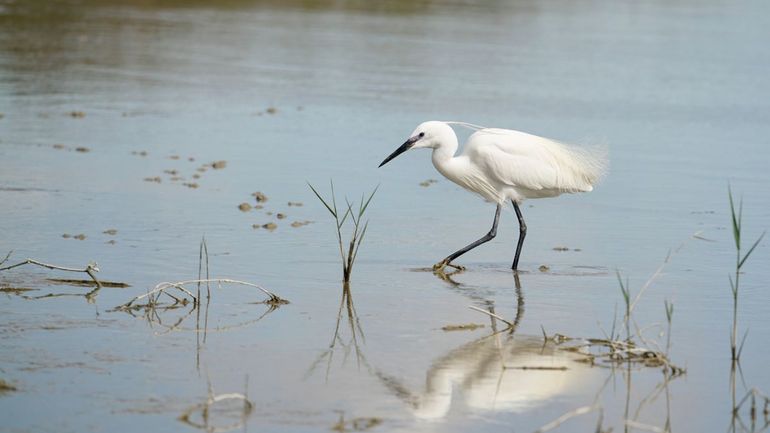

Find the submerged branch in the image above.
[
  {"left": 0, "top": 252, "right": 102, "bottom": 288},
  {"left": 112, "top": 278, "right": 288, "bottom": 312}
]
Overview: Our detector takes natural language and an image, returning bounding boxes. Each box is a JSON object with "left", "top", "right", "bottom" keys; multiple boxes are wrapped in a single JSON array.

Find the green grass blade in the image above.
[
  {"left": 351, "top": 220, "right": 369, "bottom": 265},
  {"left": 737, "top": 328, "right": 749, "bottom": 360},
  {"left": 728, "top": 274, "right": 736, "bottom": 296},
  {"left": 728, "top": 186, "right": 741, "bottom": 250},
  {"left": 345, "top": 198, "right": 359, "bottom": 227},
  {"left": 308, "top": 182, "right": 337, "bottom": 218},
  {"left": 739, "top": 231, "right": 765, "bottom": 269},
  {"left": 338, "top": 202, "right": 352, "bottom": 229},
  {"left": 330, "top": 180, "right": 339, "bottom": 217},
  {"left": 360, "top": 185, "right": 379, "bottom": 216}
]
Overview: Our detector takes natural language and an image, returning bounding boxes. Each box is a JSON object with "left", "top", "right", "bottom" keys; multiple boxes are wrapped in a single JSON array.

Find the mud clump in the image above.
[
  {"left": 288, "top": 201, "right": 303, "bottom": 207},
  {"left": 441, "top": 323, "right": 485, "bottom": 332},
  {"left": 144, "top": 177, "right": 162, "bottom": 183},
  {"left": 103, "top": 229, "right": 118, "bottom": 235},
  {"left": 0, "top": 378, "right": 17, "bottom": 393},
  {"left": 252, "top": 192, "right": 268, "bottom": 202},
  {"left": 75, "top": 147, "right": 90, "bottom": 153},
  {"left": 211, "top": 160, "right": 227, "bottom": 169},
  {"left": 276, "top": 213, "right": 286, "bottom": 219},
  {"left": 69, "top": 111, "right": 85, "bottom": 118},
  {"left": 62, "top": 233, "right": 87, "bottom": 240},
  {"left": 238, "top": 203, "right": 252, "bottom": 212}
]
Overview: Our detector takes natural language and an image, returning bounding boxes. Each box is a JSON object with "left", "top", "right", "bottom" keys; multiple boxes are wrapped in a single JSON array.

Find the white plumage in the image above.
[
  {"left": 425, "top": 121, "right": 606, "bottom": 203},
  {"left": 379, "top": 120, "right": 608, "bottom": 271}
]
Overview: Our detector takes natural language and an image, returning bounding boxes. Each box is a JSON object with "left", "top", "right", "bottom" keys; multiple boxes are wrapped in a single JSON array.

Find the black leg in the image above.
[
  {"left": 511, "top": 200, "right": 527, "bottom": 270},
  {"left": 433, "top": 204, "right": 502, "bottom": 271}
]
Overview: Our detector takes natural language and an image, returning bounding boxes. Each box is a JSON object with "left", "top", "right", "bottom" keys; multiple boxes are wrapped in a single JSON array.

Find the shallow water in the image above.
[{"left": 1, "top": 0, "right": 769, "bottom": 432}]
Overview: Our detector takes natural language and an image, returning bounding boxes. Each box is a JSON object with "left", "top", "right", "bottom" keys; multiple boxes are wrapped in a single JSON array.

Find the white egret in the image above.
[{"left": 379, "top": 121, "right": 607, "bottom": 271}]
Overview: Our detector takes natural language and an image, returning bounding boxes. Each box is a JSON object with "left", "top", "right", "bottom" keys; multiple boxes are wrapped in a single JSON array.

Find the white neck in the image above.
[{"left": 430, "top": 132, "right": 459, "bottom": 169}]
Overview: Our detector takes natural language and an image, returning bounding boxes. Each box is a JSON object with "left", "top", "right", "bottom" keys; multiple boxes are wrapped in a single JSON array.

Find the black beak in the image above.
[{"left": 379, "top": 137, "right": 418, "bottom": 168}]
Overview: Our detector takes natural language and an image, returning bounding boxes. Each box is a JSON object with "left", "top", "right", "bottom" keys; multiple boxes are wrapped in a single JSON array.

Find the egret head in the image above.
[{"left": 378, "top": 121, "right": 455, "bottom": 167}]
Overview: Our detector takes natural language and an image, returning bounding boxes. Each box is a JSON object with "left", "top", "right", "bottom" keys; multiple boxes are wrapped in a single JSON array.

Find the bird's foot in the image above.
[{"left": 432, "top": 260, "right": 465, "bottom": 273}]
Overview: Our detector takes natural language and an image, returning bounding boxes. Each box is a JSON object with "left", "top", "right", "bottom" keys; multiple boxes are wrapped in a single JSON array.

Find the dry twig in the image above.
[{"left": 0, "top": 252, "right": 102, "bottom": 288}]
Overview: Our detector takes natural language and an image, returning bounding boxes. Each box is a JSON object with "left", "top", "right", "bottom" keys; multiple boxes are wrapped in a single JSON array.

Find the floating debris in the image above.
[
  {"left": 419, "top": 179, "right": 438, "bottom": 187},
  {"left": 102, "top": 229, "right": 117, "bottom": 235},
  {"left": 131, "top": 150, "right": 148, "bottom": 157},
  {"left": 262, "top": 222, "right": 277, "bottom": 230},
  {"left": 238, "top": 203, "right": 252, "bottom": 212},
  {"left": 441, "top": 323, "right": 484, "bottom": 332},
  {"left": 169, "top": 155, "right": 180, "bottom": 160},
  {"left": 0, "top": 287, "right": 37, "bottom": 294},
  {"left": 48, "top": 278, "right": 129, "bottom": 288},
  {"left": 266, "top": 107, "right": 277, "bottom": 115},
  {"left": 290, "top": 220, "right": 312, "bottom": 228},
  {"left": 52, "top": 144, "right": 66, "bottom": 150},
  {"left": 254, "top": 204, "right": 263, "bottom": 210},
  {"left": 144, "top": 176, "right": 161, "bottom": 183},
  {"left": 188, "top": 157, "right": 195, "bottom": 162},
  {"left": 163, "top": 169, "right": 178, "bottom": 175},
  {"left": 73, "top": 234, "right": 86, "bottom": 241},
  {"left": 252, "top": 191, "right": 268, "bottom": 202},
  {"left": 211, "top": 160, "right": 227, "bottom": 169},
  {"left": 62, "top": 233, "right": 71, "bottom": 239},
  {"left": 332, "top": 416, "right": 382, "bottom": 432},
  {"left": 276, "top": 213, "right": 286, "bottom": 219},
  {"left": 74, "top": 147, "right": 90, "bottom": 153},
  {"left": 0, "top": 379, "right": 17, "bottom": 393},
  {"left": 553, "top": 246, "right": 570, "bottom": 251},
  {"left": 288, "top": 201, "right": 303, "bottom": 207},
  {"left": 69, "top": 111, "right": 85, "bottom": 118},
  {"left": 539, "top": 265, "right": 550, "bottom": 272},
  {"left": 192, "top": 174, "right": 200, "bottom": 179},
  {"left": 196, "top": 167, "right": 207, "bottom": 173},
  {"left": 169, "top": 176, "right": 184, "bottom": 182},
  {"left": 183, "top": 182, "right": 199, "bottom": 189},
  {"left": 106, "top": 240, "right": 116, "bottom": 245}
]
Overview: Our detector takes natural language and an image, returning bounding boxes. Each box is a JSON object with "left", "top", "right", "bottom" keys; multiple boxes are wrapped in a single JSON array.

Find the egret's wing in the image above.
[
  {"left": 466, "top": 129, "right": 605, "bottom": 193},
  {"left": 466, "top": 130, "right": 560, "bottom": 191}
]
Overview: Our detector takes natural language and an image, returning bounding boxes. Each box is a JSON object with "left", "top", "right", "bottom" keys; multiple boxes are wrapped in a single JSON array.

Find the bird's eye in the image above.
[{"left": 419, "top": 132, "right": 425, "bottom": 138}]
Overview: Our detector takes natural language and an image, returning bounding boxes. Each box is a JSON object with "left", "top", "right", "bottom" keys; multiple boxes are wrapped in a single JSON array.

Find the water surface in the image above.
[{"left": 1, "top": 0, "right": 769, "bottom": 432}]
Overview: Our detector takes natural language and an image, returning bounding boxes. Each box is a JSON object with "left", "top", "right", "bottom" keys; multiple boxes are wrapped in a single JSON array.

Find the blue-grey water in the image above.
[{"left": 1, "top": 0, "right": 769, "bottom": 432}]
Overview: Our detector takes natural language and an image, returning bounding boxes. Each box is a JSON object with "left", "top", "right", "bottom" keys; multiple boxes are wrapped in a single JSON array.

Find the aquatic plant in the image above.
[
  {"left": 727, "top": 186, "right": 765, "bottom": 361},
  {"left": 308, "top": 181, "right": 377, "bottom": 284}
]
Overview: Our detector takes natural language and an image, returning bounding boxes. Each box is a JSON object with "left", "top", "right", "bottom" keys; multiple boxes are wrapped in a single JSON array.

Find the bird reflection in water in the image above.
[
  {"left": 309, "top": 272, "right": 600, "bottom": 420},
  {"left": 375, "top": 274, "right": 599, "bottom": 420}
]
